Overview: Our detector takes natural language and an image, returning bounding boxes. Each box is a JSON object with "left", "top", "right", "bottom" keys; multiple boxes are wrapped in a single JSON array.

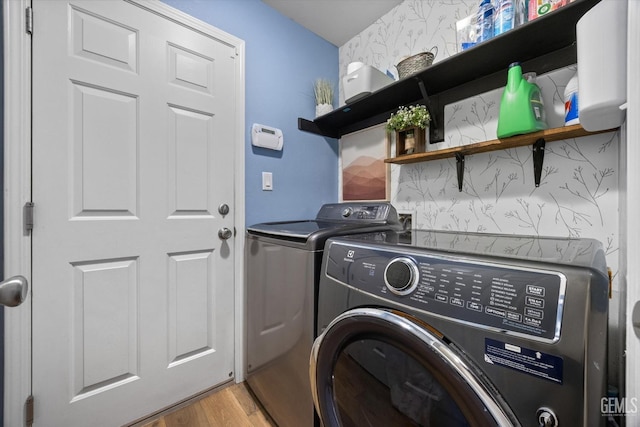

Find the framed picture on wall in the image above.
[{"left": 340, "top": 123, "right": 390, "bottom": 201}]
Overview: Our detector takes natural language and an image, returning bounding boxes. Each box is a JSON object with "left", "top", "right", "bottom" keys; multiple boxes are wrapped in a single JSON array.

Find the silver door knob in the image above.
[
  {"left": 218, "top": 204, "right": 230, "bottom": 215},
  {"left": 0, "top": 275, "right": 29, "bottom": 307},
  {"left": 218, "top": 228, "right": 233, "bottom": 240}
]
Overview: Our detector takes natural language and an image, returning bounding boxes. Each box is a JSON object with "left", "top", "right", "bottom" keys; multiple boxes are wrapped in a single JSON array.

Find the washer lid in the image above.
[
  {"left": 247, "top": 220, "right": 352, "bottom": 239},
  {"left": 310, "top": 308, "right": 520, "bottom": 427}
]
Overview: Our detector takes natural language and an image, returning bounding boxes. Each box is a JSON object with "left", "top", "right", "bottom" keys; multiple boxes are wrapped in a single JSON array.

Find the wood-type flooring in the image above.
[{"left": 139, "top": 382, "right": 275, "bottom": 427}]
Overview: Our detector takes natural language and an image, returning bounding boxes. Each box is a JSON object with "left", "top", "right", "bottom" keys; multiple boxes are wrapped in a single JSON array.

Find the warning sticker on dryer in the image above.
[{"left": 484, "top": 338, "right": 563, "bottom": 384}]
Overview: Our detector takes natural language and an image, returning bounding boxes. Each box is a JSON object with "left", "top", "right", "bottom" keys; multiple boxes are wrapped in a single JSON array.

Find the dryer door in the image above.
[{"left": 310, "top": 308, "right": 520, "bottom": 427}]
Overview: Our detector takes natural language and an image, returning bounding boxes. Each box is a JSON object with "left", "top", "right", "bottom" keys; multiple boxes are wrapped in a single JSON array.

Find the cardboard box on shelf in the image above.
[{"left": 528, "top": 0, "right": 575, "bottom": 22}]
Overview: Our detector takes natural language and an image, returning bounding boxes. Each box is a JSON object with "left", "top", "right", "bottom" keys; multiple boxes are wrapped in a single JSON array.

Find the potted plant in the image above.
[
  {"left": 386, "top": 104, "right": 431, "bottom": 155},
  {"left": 314, "top": 78, "right": 334, "bottom": 117}
]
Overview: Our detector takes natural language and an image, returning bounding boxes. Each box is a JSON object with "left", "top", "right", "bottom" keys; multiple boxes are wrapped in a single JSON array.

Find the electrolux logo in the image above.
[
  {"left": 601, "top": 397, "right": 638, "bottom": 417},
  {"left": 343, "top": 249, "right": 355, "bottom": 263}
]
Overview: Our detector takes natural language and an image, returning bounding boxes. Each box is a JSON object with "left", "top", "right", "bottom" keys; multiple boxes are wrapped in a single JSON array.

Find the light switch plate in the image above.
[{"left": 262, "top": 172, "right": 273, "bottom": 191}]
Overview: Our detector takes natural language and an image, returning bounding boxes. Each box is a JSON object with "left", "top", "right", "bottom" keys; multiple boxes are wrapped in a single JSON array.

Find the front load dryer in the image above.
[{"left": 311, "top": 230, "right": 609, "bottom": 427}]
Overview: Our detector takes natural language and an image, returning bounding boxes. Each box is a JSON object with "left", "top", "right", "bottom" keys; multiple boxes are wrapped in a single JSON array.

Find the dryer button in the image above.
[{"left": 384, "top": 257, "right": 419, "bottom": 295}]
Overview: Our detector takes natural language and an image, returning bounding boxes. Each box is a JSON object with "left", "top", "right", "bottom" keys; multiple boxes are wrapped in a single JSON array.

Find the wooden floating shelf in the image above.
[
  {"left": 384, "top": 124, "right": 616, "bottom": 165},
  {"left": 385, "top": 124, "right": 618, "bottom": 191}
]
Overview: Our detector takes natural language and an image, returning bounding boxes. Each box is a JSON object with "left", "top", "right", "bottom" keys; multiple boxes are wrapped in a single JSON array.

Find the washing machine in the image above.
[
  {"left": 311, "top": 230, "right": 609, "bottom": 427},
  {"left": 245, "top": 202, "right": 401, "bottom": 427}
]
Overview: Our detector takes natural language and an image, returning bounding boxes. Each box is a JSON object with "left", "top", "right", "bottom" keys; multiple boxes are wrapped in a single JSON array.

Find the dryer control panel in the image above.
[
  {"left": 325, "top": 241, "right": 567, "bottom": 342},
  {"left": 315, "top": 203, "right": 399, "bottom": 223}
]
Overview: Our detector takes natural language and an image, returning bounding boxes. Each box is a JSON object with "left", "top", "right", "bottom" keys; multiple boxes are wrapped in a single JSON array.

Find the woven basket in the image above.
[{"left": 396, "top": 51, "right": 435, "bottom": 79}]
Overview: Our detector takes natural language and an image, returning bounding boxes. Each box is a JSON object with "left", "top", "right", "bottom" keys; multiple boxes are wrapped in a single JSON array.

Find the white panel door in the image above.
[{"left": 31, "top": 1, "right": 238, "bottom": 425}]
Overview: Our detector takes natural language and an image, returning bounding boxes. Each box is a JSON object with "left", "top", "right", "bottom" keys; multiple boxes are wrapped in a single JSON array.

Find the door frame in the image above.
[
  {"left": 625, "top": 0, "right": 640, "bottom": 410},
  {"left": 2, "top": 1, "right": 245, "bottom": 424},
  {"left": 4, "top": 0, "right": 33, "bottom": 424}
]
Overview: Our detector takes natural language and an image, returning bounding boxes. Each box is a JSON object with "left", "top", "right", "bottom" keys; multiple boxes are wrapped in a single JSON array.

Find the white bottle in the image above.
[
  {"left": 564, "top": 72, "right": 579, "bottom": 126},
  {"left": 494, "top": 0, "right": 514, "bottom": 37},
  {"left": 476, "top": 0, "right": 495, "bottom": 42}
]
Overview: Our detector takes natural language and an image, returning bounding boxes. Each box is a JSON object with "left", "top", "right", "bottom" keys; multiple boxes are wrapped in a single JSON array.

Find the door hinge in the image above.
[
  {"left": 25, "top": 6, "right": 33, "bottom": 35},
  {"left": 25, "top": 395, "right": 34, "bottom": 426},
  {"left": 24, "top": 202, "right": 34, "bottom": 234}
]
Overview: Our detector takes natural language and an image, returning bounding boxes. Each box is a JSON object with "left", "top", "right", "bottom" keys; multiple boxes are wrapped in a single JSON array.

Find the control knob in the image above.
[
  {"left": 384, "top": 257, "right": 419, "bottom": 295},
  {"left": 341, "top": 207, "right": 353, "bottom": 218}
]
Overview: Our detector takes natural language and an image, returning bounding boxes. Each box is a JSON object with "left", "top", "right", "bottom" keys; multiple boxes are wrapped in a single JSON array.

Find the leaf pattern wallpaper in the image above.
[{"left": 338, "top": 0, "right": 622, "bottom": 377}]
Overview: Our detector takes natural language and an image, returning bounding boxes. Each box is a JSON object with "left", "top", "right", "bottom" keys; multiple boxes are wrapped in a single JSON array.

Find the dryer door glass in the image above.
[{"left": 310, "top": 308, "right": 518, "bottom": 427}]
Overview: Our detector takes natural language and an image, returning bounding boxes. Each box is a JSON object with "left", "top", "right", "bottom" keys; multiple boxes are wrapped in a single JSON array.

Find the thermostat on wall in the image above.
[{"left": 251, "top": 124, "right": 283, "bottom": 151}]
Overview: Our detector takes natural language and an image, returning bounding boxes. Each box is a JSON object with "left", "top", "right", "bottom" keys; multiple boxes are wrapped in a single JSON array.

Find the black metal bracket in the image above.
[
  {"left": 455, "top": 153, "right": 465, "bottom": 192},
  {"left": 453, "top": 137, "right": 544, "bottom": 192},
  {"left": 417, "top": 78, "right": 444, "bottom": 143},
  {"left": 532, "top": 138, "right": 545, "bottom": 187},
  {"left": 417, "top": 79, "right": 437, "bottom": 131}
]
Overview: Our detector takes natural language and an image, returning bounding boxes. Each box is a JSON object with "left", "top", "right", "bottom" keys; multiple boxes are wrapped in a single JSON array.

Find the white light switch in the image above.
[{"left": 262, "top": 172, "right": 273, "bottom": 191}]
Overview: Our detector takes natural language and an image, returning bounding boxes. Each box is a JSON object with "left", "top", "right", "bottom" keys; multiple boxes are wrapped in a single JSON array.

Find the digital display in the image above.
[{"left": 261, "top": 128, "right": 276, "bottom": 135}]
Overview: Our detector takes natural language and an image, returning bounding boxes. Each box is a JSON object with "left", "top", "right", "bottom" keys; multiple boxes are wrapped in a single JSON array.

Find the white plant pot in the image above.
[{"left": 316, "top": 103, "right": 333, "bottom": 117}]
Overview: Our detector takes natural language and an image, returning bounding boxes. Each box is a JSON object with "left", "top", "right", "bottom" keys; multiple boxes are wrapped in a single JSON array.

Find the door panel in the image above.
[
  {"left": 167, "top": 106, "right": 214, "bottom": 216},
  {"left": 167, "top": 250, "right": 216, "bottom": 366},
  {"left": 31, "top": 1, "right": 237, "bottom": 425},
  {"left": 71, "top": 6, "right": 138, "bottom": 72},
  {"left": 71, "top": 258, "right": 139, "bottom": 399},
  {"left": 71, "top": 82, "right": 138, "bottom": 217}
]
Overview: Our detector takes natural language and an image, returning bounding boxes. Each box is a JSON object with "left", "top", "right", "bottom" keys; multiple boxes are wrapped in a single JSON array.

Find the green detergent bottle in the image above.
[{"left": 497, "top": 62, "right": 548, "bottom": 138}]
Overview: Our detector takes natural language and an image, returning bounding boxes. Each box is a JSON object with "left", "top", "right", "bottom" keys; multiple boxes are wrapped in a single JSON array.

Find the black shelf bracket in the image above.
[
  {"left": 533, "top": 138, "right": 546, "bottom": 187},
  {"left": 416, "top": 78, "right": 444, "bottom": 144},
  {"left": 455, "top": 153, "right": 465, "bottom": 192},
  {"left": 455, "top": 137, "right": 544, "bottom": 192},
  {"left": 417, "top": 79, "right": 437, "bottom": 133}
]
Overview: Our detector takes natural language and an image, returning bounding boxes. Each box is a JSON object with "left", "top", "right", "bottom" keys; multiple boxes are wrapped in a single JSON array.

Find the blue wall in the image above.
[{"left": 162, "top": 0, "right": 340, "bottom": 226}]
